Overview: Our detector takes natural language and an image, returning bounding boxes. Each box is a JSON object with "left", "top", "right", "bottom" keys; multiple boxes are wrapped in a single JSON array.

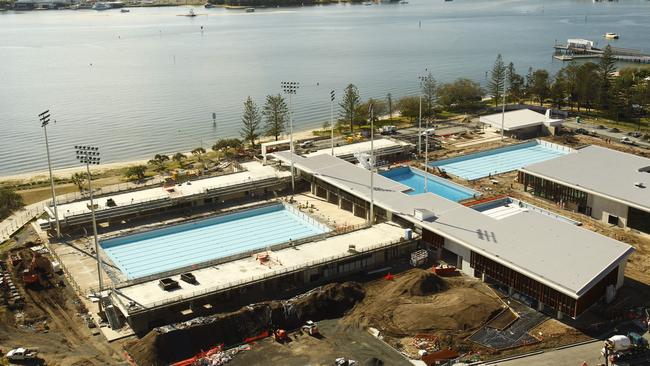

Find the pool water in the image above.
[
  {"left": 101, "top": 204, "right": 328, "bottom": 279},
  {"left": 430, "top": 141, "right": 571, "bottom": 180},
  {"left": 380, "top": 166, "right": 479, "bottom": 202}
]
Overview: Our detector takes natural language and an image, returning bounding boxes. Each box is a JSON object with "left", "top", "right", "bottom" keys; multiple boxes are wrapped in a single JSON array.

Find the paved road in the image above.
[
  {"left": 484, "top": 342, "right": 604, "bottom": 366},
  {"left": 563, "top": 119, "right": 650, "bottom": 149}
]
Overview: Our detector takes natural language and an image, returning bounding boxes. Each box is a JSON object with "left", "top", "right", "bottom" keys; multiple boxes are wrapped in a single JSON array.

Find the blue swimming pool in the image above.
[
  {"left": 430, "top": 141, "right": 572, "bottom": 180},
  {"left": 380, "top": 166, "right": 479, "bottom": 202},
  {"left": 101, "top": 204, "right": 329, "bottom": 279}
]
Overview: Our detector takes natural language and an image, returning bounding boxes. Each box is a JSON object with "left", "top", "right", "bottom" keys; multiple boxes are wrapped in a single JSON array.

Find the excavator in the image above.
[{"left": 22, "top": 254, "right": 39, "bottom": 286}]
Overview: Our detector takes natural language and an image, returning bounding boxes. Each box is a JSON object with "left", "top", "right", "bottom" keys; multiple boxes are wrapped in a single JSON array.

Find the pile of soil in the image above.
[
  {"left": 343, "top": 269, "right": 503, "bottom": 337},
  {"left": 126, "top": 282, "right": 364, "bottom": 366}
]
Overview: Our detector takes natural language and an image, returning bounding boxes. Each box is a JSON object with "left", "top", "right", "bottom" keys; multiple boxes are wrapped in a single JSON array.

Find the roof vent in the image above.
[{"left": 634, "top": 182, "right": 646, "bottom": 188}]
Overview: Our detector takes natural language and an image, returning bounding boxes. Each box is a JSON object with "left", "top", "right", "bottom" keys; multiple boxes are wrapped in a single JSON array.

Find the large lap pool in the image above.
[
  {"left": 430, "top": 140, "right": 572, "bottom": 180},
  {"left": 101, "top": 204, "right": 329, "bottom": 279},
  {"left": 380, "top": 166, "right": 479, "bottom": 202}
]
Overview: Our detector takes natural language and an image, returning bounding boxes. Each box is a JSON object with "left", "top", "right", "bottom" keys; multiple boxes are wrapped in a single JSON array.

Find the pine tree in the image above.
[
  {"left": 420, "top": 72, "right": 437, "bottom": 116},
  {"left": 240, "top": 96, "right": 261, "bottom": 148},
  {"left": 488, "top": 54, "right": 506, "bottom": 106},
  {"left": 598, "top": 45, "right": 616, "bottom": 110},
  {"left": 262, "top": 94, "right": 288, "bottom": 141},
  {"left": 506, "top": 62, "right": 524, "bottom": 103},
  {"left": 339, "top": 84, "right": 360, "bottom": 133}
]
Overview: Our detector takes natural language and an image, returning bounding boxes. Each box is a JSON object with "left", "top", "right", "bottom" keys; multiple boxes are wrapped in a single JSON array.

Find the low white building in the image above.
[
  {"left": 480, "top": 109, "right": 564, "bottom": 139},
  {"left": 519, "top": 145, "right": 650, "bottom": 234}
]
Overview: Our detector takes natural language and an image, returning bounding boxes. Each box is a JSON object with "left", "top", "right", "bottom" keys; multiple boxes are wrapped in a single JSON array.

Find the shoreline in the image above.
[{"left": 0, "top": 128, "right": 320, "bottom": 183}]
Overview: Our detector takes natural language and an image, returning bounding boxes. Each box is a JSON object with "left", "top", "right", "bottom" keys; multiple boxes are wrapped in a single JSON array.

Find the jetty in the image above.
[{"left": 553, "top": 39, "right": 650, "bottom": 64}]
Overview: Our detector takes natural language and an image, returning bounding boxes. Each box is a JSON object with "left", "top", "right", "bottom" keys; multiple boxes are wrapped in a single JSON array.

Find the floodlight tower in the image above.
[
  {"left": 75, "top": 145, "right": 104, "bottom": 312},
  {"left": 39, "top": 110, "right": 61, "bottom": 238},
  {"left": 281, "top": 81, "right": 299, "bottom": 191}
]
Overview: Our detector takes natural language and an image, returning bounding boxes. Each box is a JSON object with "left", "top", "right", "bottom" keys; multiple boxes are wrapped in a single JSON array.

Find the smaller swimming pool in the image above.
[
  {"left": 430, "top": 140, "right": 572, "bottom": 180},
  {"left": 380, "top": 166, "right": 479, "bottom": 202}
]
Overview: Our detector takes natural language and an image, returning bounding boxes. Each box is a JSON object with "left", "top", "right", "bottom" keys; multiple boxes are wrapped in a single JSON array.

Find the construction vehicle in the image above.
[
  {"left": 601, "top": 332, "right": 649, "bottom": 363},
  {"left": 302, "top": 320, "right": 319, "bottom": 336},
  {"left": 273, "top": 329, "right": 289, "bottom": 343},
  {"left": 22, "top": 254, "right": 39, "bottom": 286},
  {"left": 6, "top": 347, "right": 38, "bottom": 361},
  {"left": 334, "top": 357, "right": 357, "bottom": 366}
]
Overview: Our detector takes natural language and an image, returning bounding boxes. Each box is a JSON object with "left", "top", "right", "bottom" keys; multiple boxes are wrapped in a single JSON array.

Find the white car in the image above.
[
  {"left": 299, "top": 140, "right": 314, "bottom": 148},
  {"left": 6, "top": 347, "right": 38, "bottom": 361},
  {"left": 420, "top": 128, "right": 435, "bottom": 137}
]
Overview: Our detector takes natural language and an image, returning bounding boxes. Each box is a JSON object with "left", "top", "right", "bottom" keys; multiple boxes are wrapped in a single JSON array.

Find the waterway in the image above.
[{"left": 1, "top": 0, "right": 649, "bottom": 175}]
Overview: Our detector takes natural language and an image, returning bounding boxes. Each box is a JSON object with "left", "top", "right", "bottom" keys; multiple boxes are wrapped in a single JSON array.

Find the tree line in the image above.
[{"left": 487, "top": 47, "right": 650, "bottom": 121}]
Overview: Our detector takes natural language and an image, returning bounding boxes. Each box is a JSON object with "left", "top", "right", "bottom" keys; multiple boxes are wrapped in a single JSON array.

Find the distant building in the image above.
[
  {"left": 480, "top": 109, "right": 564, "bottom": 140},
  {"left": 519, "top": 145, "right": 650, "bottom": 234}
]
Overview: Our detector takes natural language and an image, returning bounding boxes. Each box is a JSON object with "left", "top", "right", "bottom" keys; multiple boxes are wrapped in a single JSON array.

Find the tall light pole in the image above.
[
  {"left": 75, "top": 145, "right": 104, "bottom": 312},
  {"left": 39, "top": 110, "right": 61, "bottom": 238},
  {"left": 330, "top": 89, "right": 335, "bottom": 156},
  {"left": 369, "top": 102, "right": 374, "bottom": 227},
  {"left": 425, "top": 117, "right": 429, "bottom": 193},
  {"left": 418, "top": 90, "right": 422, "bottom": 154},
  {"left": 281, "top": 81, "right": 299, "bottom": 192},
  {"left": 501, "top": 81, "right": 507, "bottom": 142},
  {"left": 419, "top": 74, "right": 432, "bottom": 192}
]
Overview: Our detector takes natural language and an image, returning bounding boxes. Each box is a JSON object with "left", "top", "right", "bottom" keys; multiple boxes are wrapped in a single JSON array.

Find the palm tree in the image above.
[
  {"left": 173, "top": 152, "right": 186, "bottom": 168},
  {"left": 148, "top": 154, "right": 169, "bottom": 172},
  {"left": 191, "top": 147, "right": 206, "bottom": 164},
  {"left": 70, "top": 172, "right": 86, "bottom": 192}
]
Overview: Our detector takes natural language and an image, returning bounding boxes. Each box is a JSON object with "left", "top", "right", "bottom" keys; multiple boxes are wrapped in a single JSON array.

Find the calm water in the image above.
[
  {"left": 2, "top": 0, "right": 649, "bottom": 175},
  {"left": 380, "top": 166, "right": 478, "bottom": 201},
  {"left": 101, "top": 203, "right": 327, "bottom": 278}
]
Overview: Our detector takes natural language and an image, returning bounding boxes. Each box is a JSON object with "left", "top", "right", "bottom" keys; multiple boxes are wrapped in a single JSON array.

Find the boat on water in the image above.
[
  {"left": 362, "top": 1, "right": 373, "bottom": 5},
  {"left": 245, "top": 7, "right": 254, "bottom": 12},
  {"left": 604, "top": 32, "right": 620, "bottom": 39},
  {"left": 204, "top": 3, "right": 215, "bottom": 8},
  {"left": 399, "top": 1, "right": 408, "bottom": 4},
  {"left": 92, "top": 2, "right": 112, "bottom": 10},
  {"left": 120, "top": 8, "right": 130, "bottom": 12}
]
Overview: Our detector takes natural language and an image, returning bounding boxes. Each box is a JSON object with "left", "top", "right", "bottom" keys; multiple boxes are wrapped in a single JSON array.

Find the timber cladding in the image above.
[{"left": 470, "top": 251, "right": 618, "bottom": 318}]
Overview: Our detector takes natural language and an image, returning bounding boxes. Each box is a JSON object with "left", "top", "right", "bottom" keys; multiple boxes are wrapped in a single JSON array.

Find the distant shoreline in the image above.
[{"left": 0, "top": 127, "right": 319, "bottom": 183}]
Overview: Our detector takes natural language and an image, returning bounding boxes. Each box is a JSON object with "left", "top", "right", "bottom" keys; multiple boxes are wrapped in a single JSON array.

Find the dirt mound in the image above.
[
  {"left": 126, "top": 282, "right": 364, "bottom": 366},
  {"left": 384, "top": 269, "right": 446, "bottom": 297},
  {"left": 343, "top": 269, "right": 503, "bottom": 337}
]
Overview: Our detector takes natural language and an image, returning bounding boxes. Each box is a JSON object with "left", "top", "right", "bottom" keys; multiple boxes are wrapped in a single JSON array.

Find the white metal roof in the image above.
[
  {"left": 520, "top": 145, "right": 650, "bottom": 212},
  {"left": 273, "top": 151, "right": 634, "bottom": 298},
  {"left": 305, "top": 138, "right": 411, "bottom": 158},
  {"left": 480, "top": 109, "right": 563, "bottom": 131}
]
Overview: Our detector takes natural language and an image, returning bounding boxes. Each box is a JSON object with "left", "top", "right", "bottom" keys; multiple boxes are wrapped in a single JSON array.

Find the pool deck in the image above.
[
  {"left": 48, "top": 161, "right": 289, "bottom": 220},
  {"left": 111, "top": 222, "right": 410, "bottom": 315}
]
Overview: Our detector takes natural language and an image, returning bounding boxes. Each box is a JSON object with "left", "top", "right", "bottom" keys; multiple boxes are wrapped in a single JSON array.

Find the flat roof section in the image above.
[
  {"left": 520, "top": 145, "right": 650, "bottom": 212},
  {"left": 112, "top": 222, "right": 409, "bottom": 314},
  {"left": 305, "top": 138, "right": 411, "bottom": 158},
  {"left": 480, "top": 109, "right": 563, "bottom": 131},
  {"left": 50, "top": 161, "right": 289, "bottom": 221},
  {"left": 272, "top": 152, "right": 634, "bottom": 299}
]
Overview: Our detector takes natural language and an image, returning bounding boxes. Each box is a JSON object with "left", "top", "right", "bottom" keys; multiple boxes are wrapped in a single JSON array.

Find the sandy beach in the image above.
[{"left": 0, "top": 128, "right": 320, "bottom": 183}]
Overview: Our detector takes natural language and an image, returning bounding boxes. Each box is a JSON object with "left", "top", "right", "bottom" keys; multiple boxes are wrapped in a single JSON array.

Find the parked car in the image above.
[
  {"left": 420, "top": 128, "right": 435, "bottom": 137},
  {"left": 299, "top": 140, "right": 314, "bottom": 149},
  {"left": 575, "top": 128, "right": 589, "bottom": 135},
  {"left": 379, "top": 125, "right": 397, "bottom": 135},
  {"left": 621, "top": 137, "right": 637, "bottom": 146},
  {"left": 628, "top": 131, "right": 642, "bottom": 138}
]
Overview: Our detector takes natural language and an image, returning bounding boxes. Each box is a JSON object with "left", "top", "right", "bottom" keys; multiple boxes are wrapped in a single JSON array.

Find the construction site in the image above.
[{"left": 2, "top": 112, "right": 650, "bottom": 366}]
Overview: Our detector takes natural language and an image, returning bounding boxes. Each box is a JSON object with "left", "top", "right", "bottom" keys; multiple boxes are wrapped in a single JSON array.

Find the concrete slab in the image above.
[{"left": 113, "top": 222, "right": 411, "bottom": 314}]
